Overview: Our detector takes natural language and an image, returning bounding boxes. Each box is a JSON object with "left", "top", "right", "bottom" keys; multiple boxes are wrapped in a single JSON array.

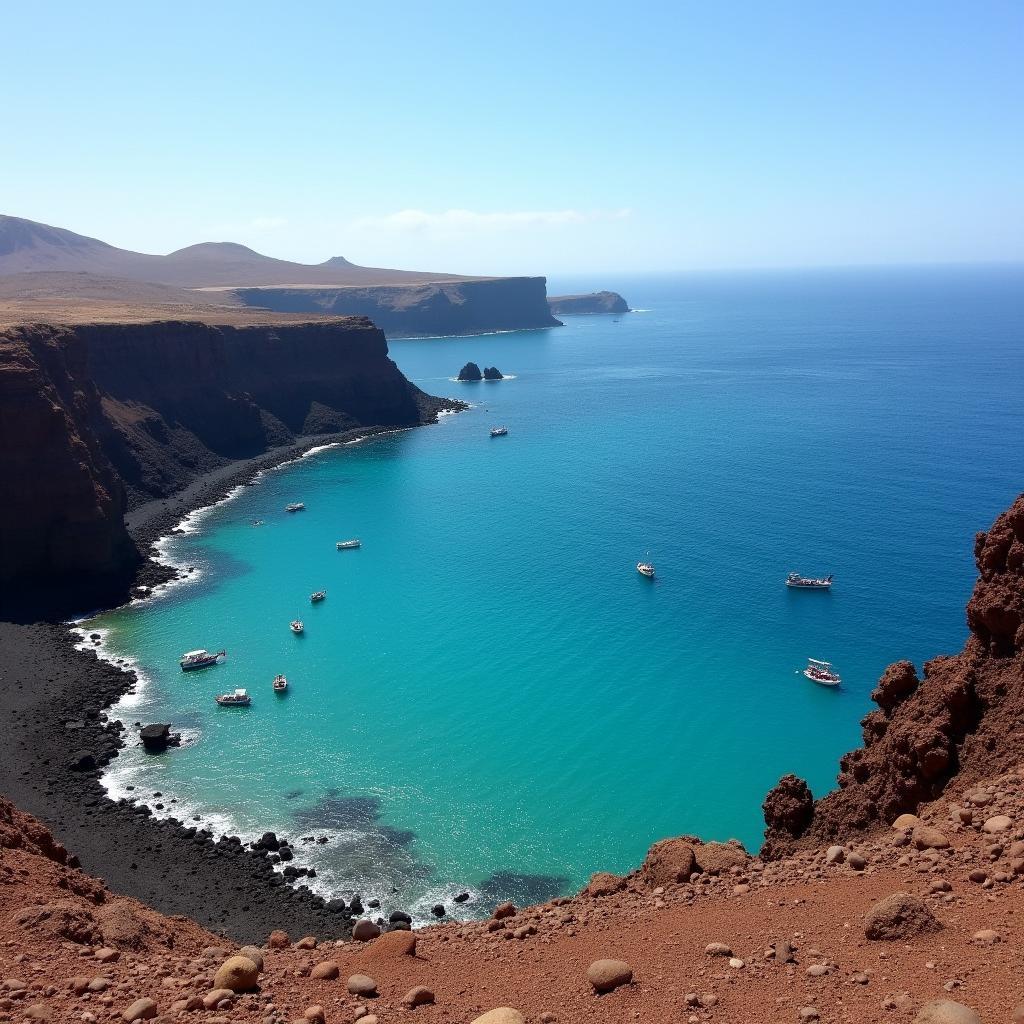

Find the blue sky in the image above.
[{"left": 3, "top": 1, "right": 1022, "bottom": 275}]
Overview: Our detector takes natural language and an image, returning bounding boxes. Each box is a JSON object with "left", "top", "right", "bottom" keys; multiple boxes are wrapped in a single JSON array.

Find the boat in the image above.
[
  {"left": 310, "top": 590, "right": 327, "bottom": 603},
  {"left": 272, "top": 674, "right": 288, "bottom": 694},
  {"left": 290, "top": 620, "right": 304, "bottom": 634},
  {"left": 215, "top": 688, "right": 251, "bottom": 707},
  {"left": 490, "top": 426, "right": 508, "bottom": 437},
  {"left": 786, "top": 572, "right": 833, "bottom": 589},
  {"left": 179, "top": 649, "right": 225, "bottom": 671},
  {"left": 803, "top": 658, "right": 841, "bottom": 687},
  {"left": 336, "top": 539, "right": 361, "bottom": 550},
  {"left": 285, "top": 502, "right": 306, "bottom": 513},
  {"left": 636, "top": 558, "right": 655, "bottom": 578}
]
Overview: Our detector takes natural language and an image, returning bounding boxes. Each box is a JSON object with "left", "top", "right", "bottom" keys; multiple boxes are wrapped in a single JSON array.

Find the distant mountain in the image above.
[{"left": 0, "top": 215, "right": 471, "bottom": 288}]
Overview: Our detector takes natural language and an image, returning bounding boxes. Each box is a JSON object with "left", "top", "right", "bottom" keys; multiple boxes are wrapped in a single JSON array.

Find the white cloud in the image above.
[{"left": 351, "top": 208, "right": 631, "bottom": 233}]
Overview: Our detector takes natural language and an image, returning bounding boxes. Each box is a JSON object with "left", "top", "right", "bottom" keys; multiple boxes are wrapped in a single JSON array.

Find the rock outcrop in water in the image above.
[
  {"left": 457, "top": 361, "right": 483, "bottom": 381},
  {"left": 0, "top": 317, "right": 459, "bottom": 608},
  {"left": 483, "top": 366, "right": 503, "bottom": 380},
  {"left": 762, "top": 494, "right": 1024, "bottom": 856},
  {"left": 547, "top": 290, "right": 629, "bottom": 315}
]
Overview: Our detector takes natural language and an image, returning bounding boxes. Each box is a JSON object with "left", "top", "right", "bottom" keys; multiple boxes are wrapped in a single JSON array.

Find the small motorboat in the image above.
[
  {"left": 179, "top": 649, "right": 225, "bottom": 671},
  {"left": 215, "top": 688, "right": 251, "bottom": 707},
  {"left": 272, "top": 674, "right": 288, "bottom": 694},
  {"left": 803, "top": 658, "right": 841, "bottom": 687},
  {"left": 637, "top": 551, "right": 655, "bottom": 578},
  {"left": 290, "top": 620, "right": 304, "bottom": 634},
  {"left": 787, "top": 572, "right": 833, "bottom": 589},
  {"left": 490, "top": 426, "right": 509, "bottom": 437},
  {"left": 252, "top": 519, "right": 264, "bottom": 527},
  {"left": 336, "top": 539, "right": 361, "bottom": 550},
  {"left": 285, "top": 502, "right": 306, "bottom": 513},
  {"left": 310, "top": 590, "right": 327, "bottom": 603}
]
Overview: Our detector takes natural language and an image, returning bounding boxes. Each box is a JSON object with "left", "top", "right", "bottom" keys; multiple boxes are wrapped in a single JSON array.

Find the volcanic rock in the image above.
[
  {"left": 401, "top": 985, "right": 435, "bottom": 1007},
  {"left": 587, "top": 959, "right": 633, "bottom": 993},
  {"left": 346, "top": 974, "right": 377, "bottom": 996},
  {"left": 586, "top": 872, "right": 625, "bottom": 897},
  {"left": 457, "top": 362, "right": 483, "bottom": 381},
  {"left": 864, "top": 893, "right": 941, "bottom": 940},
  {"left": 213, "top": 955, "right": 259, "bottom": 992},
  {"left": 121, "top": 999, "right": 157, "bottom": 1022},
  {"left": 640, "top": 838, "right": 697, "bottom": 886},
  {"left": 482, "top": 366, "right": 503, "bottom": 380}
]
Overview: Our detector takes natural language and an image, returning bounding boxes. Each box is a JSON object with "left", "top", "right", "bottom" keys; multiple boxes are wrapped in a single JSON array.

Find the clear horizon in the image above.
[{"left": 4, "top": 1, "right": 1022, "bottom": 276}]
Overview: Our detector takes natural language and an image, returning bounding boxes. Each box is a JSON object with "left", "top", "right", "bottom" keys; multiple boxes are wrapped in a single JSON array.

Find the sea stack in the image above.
[
  {"left": 547, "top": 290, "right": 630, "bottom": 315},
  {"left": 483, "top": 366, "right": 503, "bottom": 380},
  {"left": 457, "top": 361, "right": 483, "bottom": 381}
]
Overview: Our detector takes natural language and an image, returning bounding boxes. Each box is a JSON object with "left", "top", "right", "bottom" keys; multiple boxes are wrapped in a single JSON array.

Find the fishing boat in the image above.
[
  {"left": 285, "top": 502, "right": 306, "bottom": 513},
  {"left": 272, "top": 674, "right": 288, "bottom": 694},
  {"left": 490, "top": 426, "right": 508, "bottom": 437},
  {"left": 803, "top": 658, "right": 841, "bottom": 687},
  {"left": 636, "top": 556, "right": 655, "bottom": 578},
  {"left": 336, "top": 539, "right": 361, "bottom": 550},
  {"left": 786, "top": 572, "right": 833, "bottom": 589},
  {"left": 215, "top": 688, "right": 251, "bottom": 707},
  {"left": 179, "top": 649, "right": 225, "bottom": 671},
  {"left": 310, "top": 590, "right": 327, "bottom": 603},
  {"left": 290, "top": 620, "right": 304, "bottom": 634}
]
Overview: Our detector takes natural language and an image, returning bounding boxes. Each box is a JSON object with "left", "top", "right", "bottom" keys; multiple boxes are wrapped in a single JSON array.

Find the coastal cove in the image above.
[{"left": 80, "top": 266, "right": 1023, "bottom": 924}]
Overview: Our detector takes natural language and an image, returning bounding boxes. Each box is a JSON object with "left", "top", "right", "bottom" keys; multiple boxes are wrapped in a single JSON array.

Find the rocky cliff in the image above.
[
  {"left": 547, "top": 290, "right": 630, "bottom": 315},
  {"left": 0, "top": 318, "right": 457, "bottom": 608},
  {"left": 762, "top": 494, "right": 1024, "bottom": 857},
  {"left": 229, "top": 278, "right": 562, "bottom": 337}
]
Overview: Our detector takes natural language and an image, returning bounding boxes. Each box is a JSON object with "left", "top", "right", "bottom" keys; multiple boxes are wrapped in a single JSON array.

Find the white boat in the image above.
[
  {"left": 637, "top": 559, "right": 655, "bottom": 578},
  {"left": 490, "top": 426, "right": 508, "bottom": 437},
  {"left": 290, "top": 620, "right": 304, "bottom": 634},
  {"left": 272, "top": 674, "right": 288, "bottom": 694},
  {"left": 336, "top": 539, "right": 361, "bottom": 550},
  {"left": 803, "top": 658, "right": 841, "bottom": 687},
  {"left": 786, "top": 572, "right": 833, "bottom": 589},
  {"left": 179, "top": 649, "right": 225, "bottom": 671},
  {"left": 215, "top": 688, "right": 251, "bottom": 707},
  {"left": 310, "top": 590, "right": 327, "bottom": 603},
  {"left": 285, "top": 502, "right": 306, "bottom": 513}
]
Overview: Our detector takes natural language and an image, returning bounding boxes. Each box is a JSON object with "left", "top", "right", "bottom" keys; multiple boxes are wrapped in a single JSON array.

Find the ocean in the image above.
[{"left": 84, "top": 265, "right": 1024, "bottom": 920}]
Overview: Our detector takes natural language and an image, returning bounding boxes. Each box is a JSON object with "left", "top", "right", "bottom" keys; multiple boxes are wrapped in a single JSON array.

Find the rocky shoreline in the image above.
[{"left": 0, "top": 425, "right": 457, "bottom": 944}]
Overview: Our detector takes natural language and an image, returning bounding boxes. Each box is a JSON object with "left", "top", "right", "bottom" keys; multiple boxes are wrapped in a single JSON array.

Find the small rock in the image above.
[
  {"left": 847, "top": 851, "right": 867, "bottom": 870},
  {"left": 806, "top": 964, "right": 828, "bottom": 977},
  {"left": 892, "top": 813, "right": 920, "bottom": 830},
  {"left": 586, "top": 872, "right": 624, "bottom": 897},
  {"left": 202, "top": 991, "right": 234, "bottom": 1010},
  {"left": 400, "top": 986, "right": 435, "bottom": 1008},
  {"left": 346, "top": 975, "right": 377, "bottom": 997},
  {"left": 471, "top": 1011, "right": 526, "bottom": 1024},
  {"left": 93, "top": 949, "right": 119, "bottom": 964},
  {"left": 295, "top": 936, "right": 317, "bottom": 950},
  {"left": 302, "top": 1006, "right": 324, "bottom": 1024},
  {"left": 267, "top": 930, "right": 289, "bottom": 949},
  {"left": 493, "top": 902, "right": 516, "bottom": 920},
  {"left": 983, "top": 814, "right": 1012, "bottom": 833},
  {"left": 705, "top": 942, "right": 733, "bottom": 957},
  {"left": 239, "top": 946, "right": 265, "bottom": 973},
  {"left": 825, "top": 845, "right": 845, "bottom": 864},
  {"left": 586, "top": 959, "right": 633, "bottom": 993},
  {"left": 310, "top": 961, "right": 339, "bottom": 980},
  {"left": 914, "top": 1000, "right": 982, "bottom": 1024},
  {"left": 799, "top": 1009, "right": 820, "bottom": 1022},
  {"left": 913, "top": 825, "right": 950, "bottom": 850},
  {"left": 121, "top": 1000, "right": 157, "bottom": 1023},
  {"left": 213, "top": 956, "right": 259, "bottom": 993},
  {"left": 774, "top": 940, "right": 795, "bottom": 964},
  {"left": 972, "top": 929, "right": 1000, "bottom": 944},
  {"left": 352, "top": 920, "right": 381, "bottom": 942},
  {"left": 967, "top": 869, "right": 987, "bottom": 883},
  {"left": 864, "top": 892, "right": 940, "bottom": 940}
]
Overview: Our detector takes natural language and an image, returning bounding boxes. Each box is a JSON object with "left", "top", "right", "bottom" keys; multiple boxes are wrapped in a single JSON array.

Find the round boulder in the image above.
[
  {"left": 122, "top": 999, "right": 157, "bottom": 1022},
  {"left": 213, "top": 955, "right": 260, "bottom": 993},
  {"left": 913, "top": 825, "right": 950, "bottom": 850},
  {"left": 310, "top": 960, "right": 340, "bottom": 980},
  {"left": 640, "top": 838, "right": 697, "bottom": 886},
  {"left": 864, "top": 892, "right": 941, "bottom": 940},
  {"left": 914, "top": 1000, "right": 982, "bottom": 1024},
  {"left": 401, "top": 986, "right": 435, "bottom": 1007},
  {"left": 587, "top": 959, "right": 633, "bottom": 993},
  {"left": 352, "top": 919, "right": 381, "bottom": 942},
  {"left": 892, "top": 813, "right": 920, "bottom": 830},
  {"left": 346, "top": 974, "right": 378, "bottom": 997},
  {"left": 983, "top": 814, "right": 1012, "bottom": 833},
  {"left": 472, "top": 1011, "right": 526, "bottom": 1024},
  {"left": 239, "top": 946, "right": 265, "bottom": 973},
  {"left": 268, "top": 930, "right": 289, "bottom": 949}
]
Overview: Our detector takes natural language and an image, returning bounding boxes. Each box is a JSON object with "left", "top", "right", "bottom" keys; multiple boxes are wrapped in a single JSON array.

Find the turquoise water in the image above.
[{"left": 86, "top": 266, "right": 1024, "bottom": 919}]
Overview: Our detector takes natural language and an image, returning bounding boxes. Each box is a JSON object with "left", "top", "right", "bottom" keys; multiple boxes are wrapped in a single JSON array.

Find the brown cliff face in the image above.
[
  {"left": 0, "top": 325, "right": 138, "bottom": 597},
  {"left": 762, "top": 494, "right": 1024, "bottom": 855},
  {"left": 0, "top": 318, "right": 458, "bottom": 607}
]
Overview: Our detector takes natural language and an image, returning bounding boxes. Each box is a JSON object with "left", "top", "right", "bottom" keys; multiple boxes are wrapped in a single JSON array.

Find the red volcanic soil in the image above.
[{"left": 4, "top": 777, "right": 1024, "bottom": 1024}]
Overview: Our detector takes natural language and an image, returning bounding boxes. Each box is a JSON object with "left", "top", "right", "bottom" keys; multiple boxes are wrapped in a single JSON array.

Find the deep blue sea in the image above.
[{"left": 85, "top": 265, "right": 1024, "bottom": 920}]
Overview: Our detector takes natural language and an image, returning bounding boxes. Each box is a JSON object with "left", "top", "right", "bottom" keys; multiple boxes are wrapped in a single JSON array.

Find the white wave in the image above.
[{"left": 301, "top": 442, "right": 341, "bottom": 458}]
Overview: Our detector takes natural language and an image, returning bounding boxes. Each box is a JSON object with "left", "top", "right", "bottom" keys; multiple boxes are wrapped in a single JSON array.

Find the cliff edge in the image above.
[{"left": 763, "top": 493, "right": 1024, "bottom": 857}]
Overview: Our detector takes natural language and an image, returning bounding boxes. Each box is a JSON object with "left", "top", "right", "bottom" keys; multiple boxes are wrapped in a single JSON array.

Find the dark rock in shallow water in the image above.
[
  {"left": 431, "top": 904, "right": 445, "bottom": 917},
  {"left": 457, "top": 361, "right": 483, "bottom": 381},
  {"left": 139, "top": 723, "right": 179, "bottom": 752},
  {"left": 482, "top": 366, "right": 503, "bottom": 380},
  {"left": 453, "top": 891, "right": 471, "bottom": 903},
  {"left": 389, "top": 910, "right": 413, "bottom": 924}
]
